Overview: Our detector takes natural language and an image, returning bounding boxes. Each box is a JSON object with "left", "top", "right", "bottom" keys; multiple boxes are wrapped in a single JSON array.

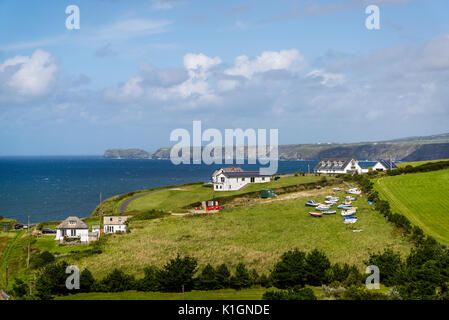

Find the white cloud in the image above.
[
  {"left": 0, "top": 49, "right": 58, "bottom": 97},
  {"left": 95, "top": 19, "right": 172, "bottom": 41},
  {"left": 306, "top": 69, "right": 345, "bottom": 87},
  {"left": 104, "top": 76, "right": 144, "bottom": 103},
  {"left": 224, "top": 49, "right": 306, "bottom": 79}
]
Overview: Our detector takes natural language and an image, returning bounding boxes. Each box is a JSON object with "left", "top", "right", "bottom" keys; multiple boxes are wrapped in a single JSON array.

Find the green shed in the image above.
[{"left": 261, "top": 189, "right": 276, "bottom": 199}]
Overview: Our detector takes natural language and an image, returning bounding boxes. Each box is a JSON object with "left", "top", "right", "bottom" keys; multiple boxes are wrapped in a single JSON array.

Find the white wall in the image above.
[
  {"left": 373, "top": 162, "right": 387, "bottom": 171},
  {"left": 104, "top": 224, "right": 127, "bottom": 234},
  {"left": 55, "top": 229, "right": 89, "bottom": 243},
  {"left": 213, "top": 173, "right": 271, "bottom": 191}
]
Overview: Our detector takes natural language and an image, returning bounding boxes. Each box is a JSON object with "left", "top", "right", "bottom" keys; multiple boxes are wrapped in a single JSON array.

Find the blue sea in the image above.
[{"left": 0, "top": 156, "right": 327, "bottom": 224}]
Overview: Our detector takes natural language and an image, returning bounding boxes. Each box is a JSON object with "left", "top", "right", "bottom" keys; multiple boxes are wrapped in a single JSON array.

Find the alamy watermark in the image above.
[
  {"left": 365, "top": 5, "right": 380, "bottom": 30},
  {"left": 169, "top": 121, "right": 279, "bottom": 175},
  {"left": 365, "top": 265, "right": 380, "bottom": 289},
  {"left": 65, "top": 265, "right": 80, "bottom": 290},
  {"left": 66, "top": 5, "right": 80, "bottom": 30}
]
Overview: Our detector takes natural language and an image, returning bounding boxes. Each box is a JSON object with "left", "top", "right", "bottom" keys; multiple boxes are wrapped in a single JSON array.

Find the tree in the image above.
[
  {"left": 35, "top": 261, "right": 70, "bottom": 299},
  {"left": 101, "top": 269, "right": 135, "bottom": 292},
  {"left": 196, "top": 264, "right": 219, "bottom": 290},
  {"left": 270, "top": 249, "right": 307, "bottom": 289},
  {"left": 31, "top": 251, "right": 55, "bottom": 269},
  {"left": 366, "top": 249, "right": 403, "bottom": 286},
  {"left": 137, "top": 266, "right": 160, "bottom": 292},
  {"left": 230, "top": 263, "right": 251, "bottom": 290},
  {"left": 215, "top": 264, "right": 231, "bottom": 289},
  {"left": 305, "top": 249, "right": 331, "bottom": 286},
  {"left": 157, "top": 254, "right": 198, "bottom": 292},
  {"left": 80, "top": 268, "right": 95, "bottom": 293}
]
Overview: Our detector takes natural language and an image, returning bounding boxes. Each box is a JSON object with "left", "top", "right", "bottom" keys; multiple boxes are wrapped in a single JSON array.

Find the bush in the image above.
[
  {"left": 342, "top": 285, "right": 389, "bottom": 300},
  {"left": 137, "top": 266, "right": 160, "bottom": 292},
  {"left": 157, "top": 254, "right": 198, "bottom": 292},
  {"left": 35, "top": 261, "right": 70, "bottom": 299},
  {"left": 263, "top": 286, "right": 316, "bottom": 300},
  {"left": 12, "top": 278, "right": 28, "bottom": 298},
  {"left": 31, "top": 251, "right": 55, "bottom": 269},
  {"left": 270, "top": 249, "right": 307, "bottom": 289}
]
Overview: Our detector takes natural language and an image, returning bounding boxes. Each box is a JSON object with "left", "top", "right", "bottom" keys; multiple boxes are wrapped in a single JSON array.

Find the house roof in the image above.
[
  {"left": 56, "top": 216, "right": 89, "bottom": 229},
  {"left": 212, "top": 167, "right": 243, "bottom": 177},
  {"left": 103, "top": 216, "right": 128, "bottom": 225},
  {"left": 377, "top": 159, "right": 398, "bottom": 169},
  {"left": 222, "top": 170, "right": 271, "bottom": 178},
  {"left": 314, "top": 158, "right": 353, "bottom": 171}
]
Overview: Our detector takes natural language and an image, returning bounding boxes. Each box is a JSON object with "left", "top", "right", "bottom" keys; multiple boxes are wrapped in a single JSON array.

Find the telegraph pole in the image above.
[
  {"left": 5, "top": 266, "right": 8, "bottom": 295},
  {"left": 27, "top": 215, "right": 30, "bottom": 269}
]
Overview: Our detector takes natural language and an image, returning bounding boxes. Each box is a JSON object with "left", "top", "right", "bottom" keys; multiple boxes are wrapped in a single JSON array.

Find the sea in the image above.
[{"left": 0, "top": 156, "right": 375, "bottom": 224}]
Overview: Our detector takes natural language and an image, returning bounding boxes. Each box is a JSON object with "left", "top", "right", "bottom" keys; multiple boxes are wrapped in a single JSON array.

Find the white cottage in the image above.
[
  {"left": 104, "top": 216, "right": 128, "bottom": 234},
  {"left": 314, "top": 158, "right": 365, "bottom": 174},
  {"left": 212, "top": 167, "right": 271, "bottom": 191},
  {"left": 55, "top": 216, "right": 89, "bottom": 243},
  {"left": 372, "top": 159, "right": 398, "bottom": 171}
]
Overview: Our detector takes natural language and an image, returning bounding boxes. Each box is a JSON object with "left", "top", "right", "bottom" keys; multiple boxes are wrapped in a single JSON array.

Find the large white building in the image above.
[
  {"left": 55, "top": 216, "right": 90, "bottom": 243},
  {"left": 314, "top": 158, "right": 366, "bottom": 174},
  {"left": 212, "top": 167, "right": 271, "bottom": 191}
]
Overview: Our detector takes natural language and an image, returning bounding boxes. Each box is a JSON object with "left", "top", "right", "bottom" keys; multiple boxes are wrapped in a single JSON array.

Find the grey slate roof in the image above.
[
  {"left": 314, "top": 158, "right": 352, "bottom": 171},
  {"left": 56, "top": 216, "right": 89, "bottom": 229},
  {"left": 378, "top": 159, "right": 398, "bottom": 169},
  {"left": 222, "top": 171, "right": 271, "bottom": 178}
]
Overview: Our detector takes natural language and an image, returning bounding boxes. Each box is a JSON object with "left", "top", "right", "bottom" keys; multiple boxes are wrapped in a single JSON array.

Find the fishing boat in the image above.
[
  {"left": 305, "top": 200, "right": 320, "bottom": 207},
  {"left": 309, "top": 212, "right": 323, "bottom": 217},
  {"left": 316, "top": 205, "right": 331, "bottom": 211},
  {"left": 337, "top": 204, "right": 352, "bottom": 209},
  {"left": 345, "top": 196, "right": 357, "bottom": 201},
  {"left": 333, "top": 187, "right": 343, "bottom": 191},
  {"left": 343, "top": 217, "right": 358, "bottom": 224},
  {"left": 341, "top": 208, "right": 357, "bottom": 216},
  {"left": 325, "top": 196, "right": 339, "bottom": 201},
  {"left": 343, "top": 200, "right": 352, "bottom": 205},
  {"left": 324, "top": 200, "right": 337, "bottom": 205},
  {"left": 347, "top": 188, "right": 361, "bottom": 195},
  {"left": 323, "top": 210, "right": 337, "bottom": 215}
]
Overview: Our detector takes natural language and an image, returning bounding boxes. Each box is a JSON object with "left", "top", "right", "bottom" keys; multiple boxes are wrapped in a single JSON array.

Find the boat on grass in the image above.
[
  {"left": 305, "top": 200, "right": 320, "bottom": 207},
  {"left": 323, "top": 210, "right": 337, "bottom": 215},
  {"left": 343, "top": 216, "right": 358, "bottom": 224},
  {"left": 309, "top": 212, "right": 323, "bottom": 217},
  {"left": 341, "top": 208, "right": 357, "bottom": 216}
]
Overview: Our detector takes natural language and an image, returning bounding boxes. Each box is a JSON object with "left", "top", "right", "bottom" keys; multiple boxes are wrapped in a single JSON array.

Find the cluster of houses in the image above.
[
  {"left": 54, "top": 215, "right": 129, "bottom": 244},
  {"left": 212, "top": 159, "right": 396, "bottom": 191}
]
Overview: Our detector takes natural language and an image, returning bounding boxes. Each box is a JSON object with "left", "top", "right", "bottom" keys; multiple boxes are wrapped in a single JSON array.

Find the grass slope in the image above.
[
  {"left": 56, "top": 288, "right": 266, "bottom": 300},
  {"left": 397, "top": 159, "right": 449, "bottom": 168},
  {"left": 66, "top": 187, "right": 411, "bottom": 279},
  {"left": 127, "top": 175, "right": 325, "bottom": 212},
  {"left": 374, "top": 169, "right": 449, "bottom": 244}
]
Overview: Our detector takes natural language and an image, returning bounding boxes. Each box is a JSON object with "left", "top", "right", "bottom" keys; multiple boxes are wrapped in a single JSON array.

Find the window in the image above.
[
  {"left": 250, "top": 177, "right": 255, "bottom": 183},
  {"left": 221, "top": 177, "right": 225, "bottom": 182},
  {"left": 262, "top": 177, "right": 265, "bottom": 181},
  {"left": 242, "top": 178, "right": 245, "bottom": 181},
  {"left": 110, "top": 217, "right": 113, "bottom": 222},
  {"left": 70, "top": 229, "right": 76, "bottom": 237}
]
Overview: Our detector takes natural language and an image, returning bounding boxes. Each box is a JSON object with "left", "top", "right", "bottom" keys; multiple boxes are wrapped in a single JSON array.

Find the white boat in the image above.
[
  {"left": 316, "top": 205, "right": 331, "bottom": 211},
  {"left": 333, "top": 187, "right": 343, "bottom": 191},
  {"left": 324, "top": 200, "right": 337, "bottom": 205},
  {"left": 345, "top": 196, "right": 356, "bottom": 201},
  {"left": 344, "top": 217, "right": 358, "bottom": 224},
  {"left": 341, "top": 208, "right": 357, "bottom": 216},
  {"left": 347, "top": 188, "right": 361, "bottom": 195}
]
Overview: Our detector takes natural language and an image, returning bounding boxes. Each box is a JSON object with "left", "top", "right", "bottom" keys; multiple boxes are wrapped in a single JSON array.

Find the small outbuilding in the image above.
[{"left": 372, "top": 159, "right": 398, "bottom": 171}]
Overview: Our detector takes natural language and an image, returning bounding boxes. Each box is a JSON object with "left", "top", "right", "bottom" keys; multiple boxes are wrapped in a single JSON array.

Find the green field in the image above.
[
  {"left": 374, "top": 169, "right": 449, "bottom": 244},
  {"left": 65, "top": 186, "right": 411, "bottom": 279},
  {"left": 397, "top": 159, "right": 449, "bottom": 168},
  {"left": 55, "top": 288, "right": 266, "bottom": 300},
  {"left": 126, "top": 174, "right": 325, "bottom": 212}
]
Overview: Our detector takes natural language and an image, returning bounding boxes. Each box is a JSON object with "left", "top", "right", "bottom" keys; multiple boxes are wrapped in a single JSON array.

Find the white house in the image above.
[
  {"left": 212, "top": 167, "right": 271, "bottom": 191},
  {"left": 104, "top": 216, "right": 128, "bottom": 234},
  {"left": 314, "top": 158, "right": 365, "bottom": 174},
  {"left": 55, "top": 216, "right": 89, "bottom": 243},
  {"left": 372, "top": 159, "right": 398, "bottom": 171}
]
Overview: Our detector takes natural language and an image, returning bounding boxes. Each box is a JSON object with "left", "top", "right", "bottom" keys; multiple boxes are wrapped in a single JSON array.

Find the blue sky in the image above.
[{"left": 0, "top": 0, "right": 448, "bottom": 155}]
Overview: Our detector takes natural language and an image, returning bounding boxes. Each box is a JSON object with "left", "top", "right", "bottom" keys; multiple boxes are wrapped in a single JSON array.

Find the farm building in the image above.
[
  {"left": 55, "top": 216, "right": 90, "bottom": 243},
  {"left": 314, "top": 158, "right": 367, "bottom": 174},
  {"left": 212, "top": 167, "right": 271, "bottom": 191},
  {"left": 373, "top": 159, "right": 398, "bottom": 171},
  {"left": 104, "top": 216, "right": 128, "bottom": 234}
]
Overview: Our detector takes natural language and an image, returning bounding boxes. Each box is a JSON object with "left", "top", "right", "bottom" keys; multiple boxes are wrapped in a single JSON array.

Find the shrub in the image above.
[
  {"left": 263, "top": 286, "right": 316, "bottom": 300},
  {"left": 12, "top": 278, "right": 28, "bottom": 298},
  {"left": 80, "top": 268, "right": 95, "bottom": 293},
  {"left": 137, "top": 266, "right": 160, "bottom": 292},
  {"left": 366, "top": 249, "right": 403, "bottom": 286},
  {"left": 35, "top": 261, "right": 70, "bottom": 299}
]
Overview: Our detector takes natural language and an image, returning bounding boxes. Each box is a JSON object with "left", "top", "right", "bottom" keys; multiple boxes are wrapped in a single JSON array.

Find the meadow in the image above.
[
  {"left": 374, "top": 168, "right": 449, "bottom": 244},
  {"left": 397, "top": 159, "right": 449, "bottom": 167},
  {"left": 66, "top": 186, "right": 412, "bottom": 279}
]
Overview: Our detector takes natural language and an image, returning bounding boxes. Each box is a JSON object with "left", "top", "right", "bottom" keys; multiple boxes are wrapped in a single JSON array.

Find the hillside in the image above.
[
  {"left": 104, "top": 148, "right": 152, "bottom": 159},
  {"left": 110, "top": 132, "right": 449, "bottom": 161},
  {"left": 374, "top": 169, "right": 449, "bottom": 244}
]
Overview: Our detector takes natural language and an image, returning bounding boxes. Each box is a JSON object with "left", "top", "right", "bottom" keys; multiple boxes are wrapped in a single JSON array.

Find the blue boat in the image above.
[
  {"left": 323, "top": 210, "right": 337, "bottom": 215},
  {"left": 337, "top": 204, "right": 352, "bottom": 209},
  {"left": 305, "top": 200, "right": 319, "bottom": 207}
]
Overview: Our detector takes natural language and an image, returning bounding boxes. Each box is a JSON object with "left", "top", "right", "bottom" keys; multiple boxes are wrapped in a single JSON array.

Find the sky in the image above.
[{"left": 0, "top": 0, "right": 448, "bottom": 155}]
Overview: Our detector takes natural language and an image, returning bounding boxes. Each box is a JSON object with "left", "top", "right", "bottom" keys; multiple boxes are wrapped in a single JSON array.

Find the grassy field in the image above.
[
  {"left": 374, "top": 169, "right": 449, "bottom": 244},
  {"left": 55, "top": 288, "right": 266, "bottom": 300},
  {"left": 0, "top": 230, "right": 28, "bottom": 289},
  {"left": 397, "top": 159, "right": 449, "bottom": 168},
  {"left": 127, "top": 174, "right": 326, "bottom": 213},
  {"left": 66, "top": 186, "right": 411, "bottom": 279}
]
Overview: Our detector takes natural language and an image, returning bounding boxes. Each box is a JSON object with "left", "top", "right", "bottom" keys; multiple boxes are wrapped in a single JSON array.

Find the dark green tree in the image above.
[
  {"left": 80, "top": 268, "right": 95, "bottom": 293},
  {"left": 305, "top": 249, "right": 331, "bottom": 286},
  {"left": 230, "top": 263, "right": 251, "bottom": 290},
  {"left": 196, "top": 264, "right": 219, "bottom": 290},
  {"left": 156, "top": 254, "right": 198, "bottom": 292},
  {"left": 270, "top": 249, "right": 307, "bottom": 289},
  {"left": 215, "top": 264, "right": 231, "bottom": 289}
]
